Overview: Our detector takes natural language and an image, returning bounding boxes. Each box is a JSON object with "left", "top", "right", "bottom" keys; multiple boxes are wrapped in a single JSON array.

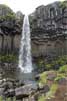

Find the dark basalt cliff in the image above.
[
  {"left": 29, "top": 0, "right": 67, "bottom": 57},
  {"left": 0, "top": 1, "right": 67, "bottom": 57},
  {"left": 0, "top": 4, "right": 24, "bottom": 54}
]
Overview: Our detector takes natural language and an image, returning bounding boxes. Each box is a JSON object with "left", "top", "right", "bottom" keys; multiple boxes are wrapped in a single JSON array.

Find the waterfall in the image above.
[{"left": 18, "top": 15, "right": 32, "bottom": 73}]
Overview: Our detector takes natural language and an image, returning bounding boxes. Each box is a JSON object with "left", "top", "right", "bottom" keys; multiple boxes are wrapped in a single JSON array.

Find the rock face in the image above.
[
  {"left": 0, "top": 1, "right": 67, "bottom": 57},
  {"left": 0, "top": 4, "right": 24, "bottom": 54},
  {"left": 30, "top": 0, "right": 67, "bottom": 57},
  {"left": 0, "top": 62, "right": 17, "bottom": 79}
]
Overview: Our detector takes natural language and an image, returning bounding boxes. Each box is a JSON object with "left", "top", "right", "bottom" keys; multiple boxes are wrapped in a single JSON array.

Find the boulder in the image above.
[
  {"left": 15, "top": 84, "right": 37, "bottom": 99},
  {"left": 37, "top": 84, "right": 50, "bottom": 93}
]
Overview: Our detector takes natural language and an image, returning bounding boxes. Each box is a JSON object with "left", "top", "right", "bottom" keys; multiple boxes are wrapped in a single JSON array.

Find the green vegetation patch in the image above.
[
  {"left": 60, "top": 0, "right": 67, "bottom": 8},
  {"left": 45, "top": 83, "right": 58, "bottom": 99},
  {"left": 55, "top": 73, "right": 66, "bottom": 82},
  {"left": 0, "top": 96, "right": 16, "bottom": 101},
  {"left": 38, "top": 84, "right": 58, "bottom": 101},
  {"left": 0, "top": 96, "right": 3, "bottom": 101},
  {"left": 36, "top": 55, "right": 67, "bottom": 71},
  {"left": 39, "top": 72, "right": 47, "bottom": 85},
  {"left": 0, "top": 54, "right": 18, "bottom": 63},
  {"left": 59, "top": 65, "right": 67, "bottom": 73},
  {"left": 38, "top": 94, "right": 45, "bottom": 101}
]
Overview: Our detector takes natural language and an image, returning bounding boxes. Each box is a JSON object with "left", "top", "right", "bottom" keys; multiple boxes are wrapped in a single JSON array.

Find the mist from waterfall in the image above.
[{"left": 18, "top": 15, "right": 32, "bottom": 73}]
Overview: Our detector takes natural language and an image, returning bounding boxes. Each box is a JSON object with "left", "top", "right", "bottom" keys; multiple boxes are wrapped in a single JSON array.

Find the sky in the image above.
[{"left": 0, "top": 0, "right": 65, "bottom": 15}]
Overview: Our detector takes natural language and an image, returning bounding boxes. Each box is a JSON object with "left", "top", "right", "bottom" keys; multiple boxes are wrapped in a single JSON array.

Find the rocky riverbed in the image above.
[{"left": 0, "top": 68, "right": 67, "bottom": 101}]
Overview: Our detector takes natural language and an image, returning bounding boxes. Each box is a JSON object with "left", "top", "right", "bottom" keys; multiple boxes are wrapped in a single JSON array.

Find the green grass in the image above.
[
  {"left": 59, "top": 65, "right": 67, "bottom": 73},
  {"left": 55, "top": 73, "right": 65, "bottom": 82},
  {"left": 39, "top": 72, "right": 47, "bottom": 85},
  {"left": 38, "top": 94, "right": 45, "bottom": 101},
  {"left": 0, "top": 96, "right": 3, "bottom": 101}
]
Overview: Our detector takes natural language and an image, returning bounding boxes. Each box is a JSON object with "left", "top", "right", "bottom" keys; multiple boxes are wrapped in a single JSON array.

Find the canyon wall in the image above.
[
  {"left": 0, "top": 4, "right": 23, "bottom": 54},
  {"left": 0, "top": 1, "right": 67, "bottom": 57},
  {"left": 30, "top": 0, "right": 67, "bottom": 57}
]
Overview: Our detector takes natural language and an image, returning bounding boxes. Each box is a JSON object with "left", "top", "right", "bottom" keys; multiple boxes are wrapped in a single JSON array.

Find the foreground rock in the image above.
[
  {"left": 15, "top": 84, "right": 37, "bottom": 100},
  {"left": 0, "top": 76, "right": 38, "bottom": 101}
]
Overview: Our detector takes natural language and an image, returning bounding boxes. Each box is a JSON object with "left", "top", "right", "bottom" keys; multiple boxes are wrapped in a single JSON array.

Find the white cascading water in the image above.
[{"left": 18, "top": 15, "right": 32, "bottom": 73}]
